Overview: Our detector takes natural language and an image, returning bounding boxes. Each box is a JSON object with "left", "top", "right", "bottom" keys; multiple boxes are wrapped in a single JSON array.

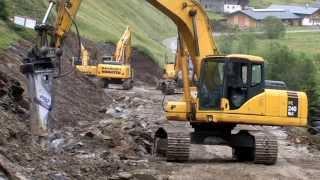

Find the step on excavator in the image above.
[
  {"left": 147, "top": 0, "right": 318, "bottom": 165},
  {"left": 97, "top": 27, "right": 134, "bottom": 90}
]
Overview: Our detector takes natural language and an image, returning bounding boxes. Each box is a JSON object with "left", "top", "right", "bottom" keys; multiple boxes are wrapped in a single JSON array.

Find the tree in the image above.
[
  {"left": 0, "top": 1, "right": 8, "bottom": 20},
  {"left": 264, "top": 42, "right": 319, "bottom": 119},
  {"left": 219, "top": 35, "right": 234, "bottom": 54},
  {"left": 262, "top": 16, "right": 286, "bottom": 39},
  {"left": 237, "top": 32, "right": 256, "bottom": 54}
]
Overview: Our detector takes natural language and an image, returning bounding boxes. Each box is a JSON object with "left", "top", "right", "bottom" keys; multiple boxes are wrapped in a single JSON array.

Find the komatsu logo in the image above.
[{"left": 102, "top": 67, "right": 122, "bottom": 74}]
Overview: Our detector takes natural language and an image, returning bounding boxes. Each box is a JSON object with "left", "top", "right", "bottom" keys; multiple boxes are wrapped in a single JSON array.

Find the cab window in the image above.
[
  {"left": 251, "top": 64, "right": 262, "bottom": 86},
  {"left": 241, "top": 65, "right": 248, "bottom": 84}
]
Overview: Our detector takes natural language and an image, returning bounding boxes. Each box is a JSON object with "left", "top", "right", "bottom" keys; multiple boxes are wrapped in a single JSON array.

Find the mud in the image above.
[{"left": 1, "top": 37, "right": 320, "bottom": 179}]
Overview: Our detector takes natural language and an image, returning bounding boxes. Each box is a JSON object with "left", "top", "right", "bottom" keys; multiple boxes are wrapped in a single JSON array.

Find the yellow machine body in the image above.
[
  {"left": 166, "top": 89, "right": 308, "bottom": 127},
  {"left": 163, "top": 63, "right": 176, "bottom": 79},
  {"left": 95, "top": 27, "right": 133, "bottom": 86},
  {"left": 96, "top": 64, "right": 132, "bottom": 80},
  {"left": 147, "top": 0, "right": 308, "bottom": 129},
  {"left": 76, "top": 44, "right": 97, "bottom": 76}
]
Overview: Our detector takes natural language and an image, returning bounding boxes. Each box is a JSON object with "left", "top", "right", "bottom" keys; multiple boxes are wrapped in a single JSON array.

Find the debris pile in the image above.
[{"left": 0, "top": 37, "right": 163, "bottom": 179}]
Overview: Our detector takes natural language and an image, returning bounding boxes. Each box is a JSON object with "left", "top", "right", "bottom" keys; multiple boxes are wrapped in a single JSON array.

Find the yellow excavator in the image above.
[
  {"left": 20, "top": 0, "right": 82, "bottom": 137},
  {"left": 74, "top": 43, "right": 97, "bottom": 76},
  {"left": 158, "top": 35, "right": 185, "bottom": 95},
  {"left": 147, "top": 0, "right": 314, "bottom": 165},
  {"left": 96, "top": 27, "right": 134, "bottom": 90},
  {"left": 74, "top": 27, "right": 134, "bottom": 89}
]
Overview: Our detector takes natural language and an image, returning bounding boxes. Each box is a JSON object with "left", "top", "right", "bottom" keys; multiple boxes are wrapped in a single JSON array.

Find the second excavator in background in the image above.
[
  {"left": 75, "top": 27, "right": 134, "bottom": 90},
  {"left": 158, "top": 35, "right": 184, "bottom": 95},
  {"left": 97, "top": 27, "right": 134, "bottom": 89}
]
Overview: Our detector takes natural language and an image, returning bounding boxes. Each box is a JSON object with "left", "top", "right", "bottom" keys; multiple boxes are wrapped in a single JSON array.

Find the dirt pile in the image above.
[{"left": 0, "top": 34, "right": 164, "bottom": 179}]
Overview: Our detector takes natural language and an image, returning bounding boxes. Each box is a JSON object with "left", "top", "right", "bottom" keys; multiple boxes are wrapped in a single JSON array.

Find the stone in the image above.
[{"left": 118, "top": 172, "right": 133, "bottom": 179}]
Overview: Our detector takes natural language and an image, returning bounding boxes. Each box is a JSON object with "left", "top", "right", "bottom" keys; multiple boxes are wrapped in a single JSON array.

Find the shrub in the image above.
[{"left": 262, "top": 16, "right": 286, "bottom": 39}]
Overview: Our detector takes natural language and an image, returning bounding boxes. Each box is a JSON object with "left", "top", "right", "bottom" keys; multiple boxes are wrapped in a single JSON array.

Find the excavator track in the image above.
[
  {"left": 251, "top": 132, "right": 278, "bottom": 165},
  {"left": 166, "top": 132, "right": 190, "bottom": 161},
  {"left": 153, "top": 126, "right": 190, "bottom": 162}
]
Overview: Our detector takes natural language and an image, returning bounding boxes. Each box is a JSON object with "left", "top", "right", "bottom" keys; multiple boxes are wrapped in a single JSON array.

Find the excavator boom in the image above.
[
  {"left": 114, "top": 27, "right": 132, "bottom": 64},
  {"left": 55, "top": 0, "right": 82, "bottom": 47},
  {"left": 147, "top": 0, "right": 219, "bottom": 77}
]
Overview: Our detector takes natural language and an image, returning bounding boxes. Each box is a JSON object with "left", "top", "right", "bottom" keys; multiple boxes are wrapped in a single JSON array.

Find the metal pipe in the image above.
[{"left": 42, "top": 1, "right": 55, "bottom": 24}]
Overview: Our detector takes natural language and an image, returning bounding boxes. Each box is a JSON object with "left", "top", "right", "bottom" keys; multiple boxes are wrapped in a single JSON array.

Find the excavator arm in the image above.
[
  {"left": 114, "top": 27, "right": 132, "bottom": 64},
  {"left": 146, "top": 0, "right": 219, "bottom": 111},
  {"left": 20, "top": 0, "right": 82, "bottom": 137},
  {"left": 55, "top": 0, "right": 82, "bottom": 48},
  {"left": 146, "top": 0, "right": 219, "bottom": 77}
]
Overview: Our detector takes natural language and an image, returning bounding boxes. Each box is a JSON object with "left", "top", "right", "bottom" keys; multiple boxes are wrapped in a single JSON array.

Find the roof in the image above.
[
  {"left": 227, "top": 54, "right": 265, "bottom": 63},
  {"left": 311, "top": 3, "right": 320, "bottom": 8},
  {"left": 268, "top": 4, "right": 319, "bottom": 15},
  {"left": 229, "top": 9, "right": 300, "bottom": 20}
]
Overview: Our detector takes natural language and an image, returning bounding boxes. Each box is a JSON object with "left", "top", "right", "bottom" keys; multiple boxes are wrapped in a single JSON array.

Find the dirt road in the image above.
[{"left": 103, "top": 85, "right": 320, "bottom": 180}]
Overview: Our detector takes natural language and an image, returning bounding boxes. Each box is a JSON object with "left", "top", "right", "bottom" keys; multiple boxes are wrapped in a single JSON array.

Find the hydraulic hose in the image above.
[{"left": 54, "top": 6, "right": 81, "bottom": 79}]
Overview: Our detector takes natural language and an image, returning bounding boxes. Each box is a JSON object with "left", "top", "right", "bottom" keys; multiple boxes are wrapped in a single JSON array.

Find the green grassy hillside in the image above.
[
  {"left": 0, "top": 0, "right": 176, "bottom": 65},
  {"left": 76, "top": 0, "right": 176, "bottom": 65}
]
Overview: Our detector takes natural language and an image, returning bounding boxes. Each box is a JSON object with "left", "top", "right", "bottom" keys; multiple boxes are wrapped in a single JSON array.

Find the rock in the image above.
[
  {"left": 138, "top": 121, "right": 147, "bottom": 129},
  {"left": 99, "top": 119, "right": 114, "bottom": 127},
  {"left": 98, "top": 107, "right": 108, "bottom": 113},
  {"left": 133, "top": 174, "right": 157, "bottom": 180},
  {"left": 48, "top": 173, "right": 69, "bottom": 180},
  {"left": 49, "top": 138, "right": 65, "bottom": 154},
  {"left": 63, "top": 142, "right": 84, "bottom": 152},
  {"left": 115, "top": 107, "right": 124, "bottom": 113},
  {"left": 118, "top": 172, "right": 133, "bottom": 179}
]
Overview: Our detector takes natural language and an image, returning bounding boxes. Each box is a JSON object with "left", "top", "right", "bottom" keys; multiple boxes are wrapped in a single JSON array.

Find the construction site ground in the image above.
[{"left": 1, "top": 38, "right": 320, "bottom": 180}]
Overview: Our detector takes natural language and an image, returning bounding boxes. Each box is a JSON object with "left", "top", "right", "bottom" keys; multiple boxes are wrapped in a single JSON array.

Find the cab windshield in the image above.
[{"left": 198, "top": 60, "right": 225, "bottom": 110}]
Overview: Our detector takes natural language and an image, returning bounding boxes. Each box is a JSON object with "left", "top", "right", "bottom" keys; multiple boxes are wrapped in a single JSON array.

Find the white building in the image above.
[
  {"left": 199, "top": 0, "right": 249, "bottom": 13},
  {"left": 224, "top": 4, "right": 242, "bottom": 13}
]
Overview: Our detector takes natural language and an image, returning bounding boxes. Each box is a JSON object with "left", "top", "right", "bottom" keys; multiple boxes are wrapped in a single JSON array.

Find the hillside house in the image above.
[
  {"left": 199, "top": 0, "right": 249, "bottom": 13},
  {"left": 227, "top": 9, "right": 301, "bottom": 28},
  {"left": 268, "top": 4, "right": 320, "bottom": 26}
]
